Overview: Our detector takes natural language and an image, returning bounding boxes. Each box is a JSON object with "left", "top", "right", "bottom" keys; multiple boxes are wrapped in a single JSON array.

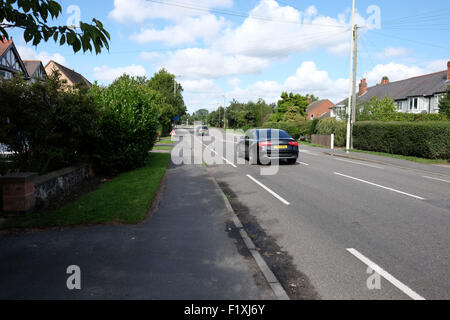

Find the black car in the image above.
[{"left": 238, "top": 129, "right": 299, "bottom": 165}]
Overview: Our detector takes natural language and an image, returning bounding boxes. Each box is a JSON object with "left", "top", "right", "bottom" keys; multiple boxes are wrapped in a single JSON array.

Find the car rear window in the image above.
[{"left": 256, "top": 129, "right": 292, "bottom": 140}]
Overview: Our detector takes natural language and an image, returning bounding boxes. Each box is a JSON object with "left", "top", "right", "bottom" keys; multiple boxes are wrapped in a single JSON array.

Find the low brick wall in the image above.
[
  {"left": 34, "top": 164, "right": 93, "bottom": 208},
  {"left": 311, "top": 134, "right": 333, "bottom": 148}
]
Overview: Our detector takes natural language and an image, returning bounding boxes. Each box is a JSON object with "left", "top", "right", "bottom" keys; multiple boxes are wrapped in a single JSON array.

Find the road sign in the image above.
[{"left": 170, "top": 130, "right": 176, "bottom": 137}]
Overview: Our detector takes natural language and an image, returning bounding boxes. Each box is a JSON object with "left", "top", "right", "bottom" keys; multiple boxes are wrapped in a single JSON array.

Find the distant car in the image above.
[
  {"left": 197, "top": 126, "right": 210, "bottom": 136},
  {"left": 238, "top": 129, "right": 299, "bottom": 165}
]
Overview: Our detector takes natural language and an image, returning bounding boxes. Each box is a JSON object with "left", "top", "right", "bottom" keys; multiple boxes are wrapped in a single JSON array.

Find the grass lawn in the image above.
[
  {"left": 350, "top": 149, "right": 449, "bottom": 165},
  {"left": 299, "top": 141, "right": 330, "bottom": 149},
  {"left": 153, "top": 145, "right": 174, "bottom": 151},
  {"left": 157, "top": 139, "right": 175, "bottom": 145},
  {"left": 3, "top": 153, "right": 171, "bottom": 230}
]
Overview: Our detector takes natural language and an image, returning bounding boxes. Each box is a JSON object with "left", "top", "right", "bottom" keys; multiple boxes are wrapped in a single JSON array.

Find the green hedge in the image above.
[
  {"left": 367, "top": 112, "right": 448, "bottom": 122},
  {"left": 353, "top": 121, "right": 450, "bottom": 159},
  {"left": 315, "top": 118, "right": 347, "bottom": 147}
]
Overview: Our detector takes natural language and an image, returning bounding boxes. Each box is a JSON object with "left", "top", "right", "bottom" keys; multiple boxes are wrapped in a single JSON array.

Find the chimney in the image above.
[
  {"left": 359, "top": 78, "right": 367, "bottom": 96},
  {"left": 447, "top": 61, "right": 450, "bottom": 81},
  {"left": 307, "top": 95, "right": 313, "bottom": 105},
  {"left": 381, "top": 76, "right": 389, "bottom": 85}
]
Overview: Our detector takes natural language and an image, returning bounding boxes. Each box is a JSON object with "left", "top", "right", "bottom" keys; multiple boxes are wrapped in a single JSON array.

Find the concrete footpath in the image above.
[{"left": 0, "top": 163, "right": 274, "bottom": 300}]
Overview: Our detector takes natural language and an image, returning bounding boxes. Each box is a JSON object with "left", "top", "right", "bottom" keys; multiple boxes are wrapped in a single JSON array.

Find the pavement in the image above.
[
  {"left": 197, "top": 128, "right": 450, "bottom": 300},
  {"left": 0, "top": 153, "right": 275, "bottom": 299}
]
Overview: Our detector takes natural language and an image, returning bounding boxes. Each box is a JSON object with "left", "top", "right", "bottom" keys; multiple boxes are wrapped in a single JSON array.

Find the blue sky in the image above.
[{"left": 9, "top": 0, "right": 450, "bottom": 113}]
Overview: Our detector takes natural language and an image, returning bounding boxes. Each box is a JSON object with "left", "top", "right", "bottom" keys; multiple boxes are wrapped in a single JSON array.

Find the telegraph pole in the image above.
[{"left": 346, "top": 0, "right": 358, "bottom": 153}]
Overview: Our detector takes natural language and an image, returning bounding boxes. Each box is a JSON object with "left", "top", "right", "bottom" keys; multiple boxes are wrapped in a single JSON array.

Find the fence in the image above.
[{"left": 311, "top": 134, "right": 335, "bottom": 149}]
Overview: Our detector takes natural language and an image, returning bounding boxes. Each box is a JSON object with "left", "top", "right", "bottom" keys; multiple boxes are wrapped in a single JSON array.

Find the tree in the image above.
[
  {"left": 0, "top": 0, "right": 110, "bottom": 54},
  {"left": 148, "top": 69, "right": 187, "bottom": 120},
  {"left": 439, "top": 86, "right": 450, "bottom": 118},
  {"left": 357, "top": 96, "right": 397, "bottom": 121},
  {"left": 277, "top": 92, "right": 309, "bottom": 116}
]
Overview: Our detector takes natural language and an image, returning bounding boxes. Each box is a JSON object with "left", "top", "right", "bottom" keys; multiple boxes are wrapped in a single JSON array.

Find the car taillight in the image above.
[
  {"left": 259, "top": 141, "right": 272, "bottom": 147},
  {"left": 289, "top": 141, "right": 299, "bottom": 146}
]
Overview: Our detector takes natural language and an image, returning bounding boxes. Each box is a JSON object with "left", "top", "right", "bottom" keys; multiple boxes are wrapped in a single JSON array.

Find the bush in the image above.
[
  {"left": 353, "top": 121, "right": 450, "bottom": 159},
  {"left": 315, "top": 118, "right": 347, "bottom": 147},
  {"left": 0, "top": 74, "right": 100, "bottom": 174},
  {"left": 90, "top": 75, "right": 160, "bottom": 174},
  {"left": 263, "top": 120, "right": 309, "bottom": 139}
]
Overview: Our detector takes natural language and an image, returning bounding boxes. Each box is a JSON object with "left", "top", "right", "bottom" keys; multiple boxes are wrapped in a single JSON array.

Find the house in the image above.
[
  {"left": 45, "top": 60, "right": 92, "bottom": 88},
  {"left": 331, "top": 61, "right": 450, "bottom": 119},
  {"left": 306, "top": 99, "right": 334, "bottom": 120},
  {"left": 23, "top": 60, "right": 47, "bottom": 82},
  {"left": 0, "top": 37, "right": 29, "bottom": 80}
]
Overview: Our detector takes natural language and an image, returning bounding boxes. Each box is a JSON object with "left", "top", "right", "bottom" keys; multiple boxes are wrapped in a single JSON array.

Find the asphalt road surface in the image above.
[{"left": 178, "top": 127, "right": 450, "bottom": 300}]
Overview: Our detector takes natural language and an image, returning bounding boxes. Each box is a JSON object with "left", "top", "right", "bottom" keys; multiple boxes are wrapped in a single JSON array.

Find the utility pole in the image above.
[
  {"left": 346, "top": 0, "right": 358, "bottom": 153},
  {"left": 223, "top": 95, "right": 227, "bottom": 129}
]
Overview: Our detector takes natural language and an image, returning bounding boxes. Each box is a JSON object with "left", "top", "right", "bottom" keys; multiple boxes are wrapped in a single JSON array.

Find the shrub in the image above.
[
  {"left": 0, "top": 74, "right": 100, "bottom": 174},
  {"left": 315, "top": 118, "right": 347, "bottom": 147},
  {"left": 353, "top": 121, "right": 450, "bottom": 159},
  {"left": 90, "top": 75, "right": 160, "bottom": 174},
  {"left": 263, "top": 120, "right": 309, "bottom": 139}
]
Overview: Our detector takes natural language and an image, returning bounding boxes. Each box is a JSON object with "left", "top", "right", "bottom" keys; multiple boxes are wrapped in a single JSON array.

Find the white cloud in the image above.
[
  {"left": 362, "top": 60, "right": 448, "bottom": 86},
  {"left": 131, "top": 14, "right": 227, "bottom": 46},
  {"left": 109, "top": 0, "right": 233, "bottom": 23},
  {"left": 211, "top": 1, "right": 369, "bottom": 59},
  {"left": 16, "top": 45, "right": 66, "bottom": 66},
  {"left": 377, "top": 47, "right": 411, "bottom": 59},
  {"left": 181, "top": 78, "right": 219, "bottom": 93},
  {"left": 227, "top": 61, "right": 348, "bottom": 104},
  {"left": 160, "top": 48, "right": 269, "bottom": 79},
  {"left": 227, "top": 77, "right": 241, "bottom": 88},
  {"left": 93, "top": 65, "right": 147, "bottom": 82},
  {"left": 139, "top": 51, "right": 164, "bottom": 61}
]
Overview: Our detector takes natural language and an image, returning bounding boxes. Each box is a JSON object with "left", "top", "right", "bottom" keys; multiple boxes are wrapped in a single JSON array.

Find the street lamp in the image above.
[{"left": 222, "top": 95, "right": 227, "bottom": 129}]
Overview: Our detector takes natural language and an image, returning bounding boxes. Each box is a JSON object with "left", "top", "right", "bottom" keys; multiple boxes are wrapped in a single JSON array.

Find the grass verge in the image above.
[
  {"left": 350, "top": 149, "right": 449, "bottom": 165},
  {"left": 153, "top": 145, "right": 174, "bottom": 151},
  {"left": 298, "top": 141, "right": 330, "bottom": 149},
  {"left": 3, "top": 153, "right": 171, "bottom": 230}
]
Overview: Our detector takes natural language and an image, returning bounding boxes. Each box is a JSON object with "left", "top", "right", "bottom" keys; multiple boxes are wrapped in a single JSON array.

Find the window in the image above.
[
  {"left": 311, "top": 114, "right": 315, "bottom": 120},
  {"left": 396, "top": 101, "right": 402, "bottom": 111},
  {"left": 0, "top": 70, "right": 12, "bottom": 79},
  {"left": 409, "top": 98, "right": 418, "bottom": 110}
]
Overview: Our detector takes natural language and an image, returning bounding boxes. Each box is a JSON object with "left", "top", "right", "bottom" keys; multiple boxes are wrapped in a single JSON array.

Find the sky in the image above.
[{"left": 8, "top": 0, "right": 450, "bottom": 113}]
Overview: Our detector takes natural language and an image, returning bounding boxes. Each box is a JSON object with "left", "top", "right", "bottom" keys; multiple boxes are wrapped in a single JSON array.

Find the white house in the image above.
[{"left": 331, "top": 61, "right": 450, "bottom": 119}]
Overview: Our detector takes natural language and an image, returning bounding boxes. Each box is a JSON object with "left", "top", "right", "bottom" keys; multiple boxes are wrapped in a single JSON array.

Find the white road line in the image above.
[
  {"left": 246, "top": 175, "right": 290, "bottom": 206},
  {"left": 334, "top": 172, "right": 426, "bottom": 200},
  {"left": 297, "top": 162, "right": 310, "bottom": 166},
  {"left": 299, "top": 150, "right": 318, "bottom": 156},
  {"left": 423, "top": 176, "right": 450, "bottom": 183},
  {"left": 196, "top": 137, "right": 237, "bottom": 168},
  {"left": 334, "top": 157, "right": 384, "bottom": 169},
  {"left": 346, "top": 248, "right": 426, "bottom": 300}
]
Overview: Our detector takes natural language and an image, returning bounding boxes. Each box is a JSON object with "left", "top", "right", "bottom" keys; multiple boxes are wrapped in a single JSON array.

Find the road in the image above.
[{"left": 178, "top": 127, "right": 450, "bottom": 300}]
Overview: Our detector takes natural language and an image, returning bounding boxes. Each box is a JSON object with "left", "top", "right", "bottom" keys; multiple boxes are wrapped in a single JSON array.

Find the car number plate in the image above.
[{"left": 274, "top": 145, "right": 288, "bottom": 149}]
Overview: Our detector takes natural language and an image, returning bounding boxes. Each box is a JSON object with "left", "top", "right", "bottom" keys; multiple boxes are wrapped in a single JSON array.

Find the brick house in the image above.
[
  {"left": 307, "top": 99, "right": 334, "bottom": 120},
  {"left": 45, "top": 60, "right": 92, "bottom": 89},
  {"left": 331, "top": 60, "right": 450, "bottom": 119}
]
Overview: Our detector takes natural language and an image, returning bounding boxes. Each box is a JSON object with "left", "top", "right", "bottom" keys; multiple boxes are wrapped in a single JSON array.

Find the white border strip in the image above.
[
  {"left": 334, "top": 172, "right": 426, "bottom": 200},
  {"left": 423, "top": 176, "right": 450, "bottom": 184},
  {"left": 334, "top": 157, "right": 384, "bottom": 169},
  {"left": 347, "top": 248, "right": 425, "bottom": 300},
  {"left": 247, "top": 175, "right": 290, "bottom": 206},
  {"left": 297, "top": 162, "right": 310, "bottom": 166}
]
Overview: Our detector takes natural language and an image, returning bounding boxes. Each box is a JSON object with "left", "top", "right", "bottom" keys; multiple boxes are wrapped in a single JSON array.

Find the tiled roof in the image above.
[
  {"left": 23, "top": 60, "right": 42, "bottom": 77},
  {"left": 306, "top": 99, "right": 333, "bottom": 113},
  {"left": 0, "top": 38, "right": 13, "bottom": 58},
  {"left": 336, "top": 70, "right": 449, "bottom": 106},
  {"left": 46, "top": 60, "right": 92, "bottom": 87}
]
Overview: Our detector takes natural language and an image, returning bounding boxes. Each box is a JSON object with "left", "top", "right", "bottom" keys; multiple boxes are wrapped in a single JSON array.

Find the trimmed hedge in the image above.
[
  {"left": 315, "top": 118, "right": 347, "bottom": 147},
  {"left": 353, "top": 121, "right": 450, "bottom": 159},
  {"left": 366, "top": 112, "right": 448, "bottom": 122}
]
